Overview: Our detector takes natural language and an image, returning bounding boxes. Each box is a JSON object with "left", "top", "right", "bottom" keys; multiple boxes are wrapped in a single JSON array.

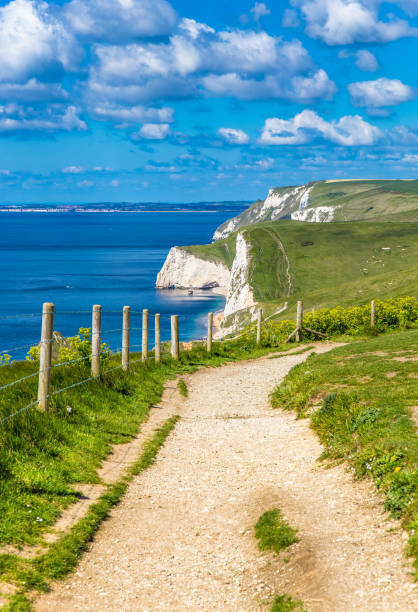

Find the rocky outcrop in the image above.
[{"left": 156, "top": 247, "right": 230, "bottom": 294}]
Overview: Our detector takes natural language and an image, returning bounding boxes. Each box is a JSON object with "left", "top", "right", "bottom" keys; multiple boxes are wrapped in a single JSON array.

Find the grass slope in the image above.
[
  {"left": 183, "top": 233, "right": 236, "bottom": 268},
  {"left": 245, "top": 219, "right": 417, "bottom": 317},
  {"left": 272, "top": 329, "right": 418, "bottom": 578}
]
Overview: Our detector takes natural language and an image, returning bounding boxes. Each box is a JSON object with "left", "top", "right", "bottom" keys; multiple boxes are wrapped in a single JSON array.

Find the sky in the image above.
[{"left": 1, "top": 0, "right": 418, "bottom": 203}]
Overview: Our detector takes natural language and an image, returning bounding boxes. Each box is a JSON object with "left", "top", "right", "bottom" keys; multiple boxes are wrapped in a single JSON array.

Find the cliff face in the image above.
[
  {"left": 223, "top": 233, "right": 255, "bottom": 318},
  {"left": 156, "top": 234, "right": 257, "bottom": 334},
  {"left": 213, "top": 183, "right": 316, "bottom": 240},
  {"left": 156, "top": 246, "right": 230, "bottom": 294}
]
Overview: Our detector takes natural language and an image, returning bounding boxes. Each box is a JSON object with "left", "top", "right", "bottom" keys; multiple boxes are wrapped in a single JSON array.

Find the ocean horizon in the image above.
[{"left": 0, "top": 204, "right": 247, "bottom": 359}]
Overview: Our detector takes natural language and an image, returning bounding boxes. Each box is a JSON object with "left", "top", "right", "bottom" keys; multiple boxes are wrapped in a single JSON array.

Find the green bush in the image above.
[{"left": 243, "top": 297, "right": 418, "bottom": 347}]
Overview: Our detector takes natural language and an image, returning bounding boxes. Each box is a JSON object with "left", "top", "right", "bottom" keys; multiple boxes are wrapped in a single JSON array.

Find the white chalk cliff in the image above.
[
  {"left": 156, "top": 247, "right": 230, "bottom": 293},
  {"left": 156, "top": 234, "right": 256, "bottom": 333},
  {"left": 223, "top": 233, "right": 255, "bottom": 319}
]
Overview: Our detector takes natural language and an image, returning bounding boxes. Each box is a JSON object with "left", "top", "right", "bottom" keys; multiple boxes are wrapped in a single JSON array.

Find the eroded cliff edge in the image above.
[{"left": 156, "top": 234, "right": 256, "bottom": 335}]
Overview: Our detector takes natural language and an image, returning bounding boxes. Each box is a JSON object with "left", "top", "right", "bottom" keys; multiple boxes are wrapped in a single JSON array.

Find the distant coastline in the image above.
[{"left": 0, "top": 201, "right": 251, "bottom": 214}]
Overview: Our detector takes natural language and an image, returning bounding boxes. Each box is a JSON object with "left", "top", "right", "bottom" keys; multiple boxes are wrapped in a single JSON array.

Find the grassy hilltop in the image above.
[{"left": 181, "top": 180, "right": 418, "bottom": 325}]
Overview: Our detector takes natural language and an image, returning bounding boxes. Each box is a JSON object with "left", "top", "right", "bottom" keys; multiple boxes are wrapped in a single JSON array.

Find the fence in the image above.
[{"left": 0, "top": 299, "right": 379, "bottom": 424}]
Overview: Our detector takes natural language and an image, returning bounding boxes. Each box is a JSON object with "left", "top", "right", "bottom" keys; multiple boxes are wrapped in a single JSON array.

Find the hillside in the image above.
[
  {"left": 213, "top": 180, "right": 418, "bottom": 240},
  {"left": 157, "top": 219, "right": 418, "bottom": 334}
]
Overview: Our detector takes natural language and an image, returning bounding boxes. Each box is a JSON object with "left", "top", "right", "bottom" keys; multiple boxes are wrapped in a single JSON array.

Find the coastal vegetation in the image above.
[{"left": 272, "top": 329, "right": 418, "bottom": 578}]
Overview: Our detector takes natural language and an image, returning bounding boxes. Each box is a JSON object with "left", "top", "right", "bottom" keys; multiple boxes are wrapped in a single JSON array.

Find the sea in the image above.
[{"left": 0, "top": 204, "right": 247, "bottom": 359}]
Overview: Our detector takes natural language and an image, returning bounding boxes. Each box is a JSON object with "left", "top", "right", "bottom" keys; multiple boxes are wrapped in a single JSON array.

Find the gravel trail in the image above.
[{"left": 36, "top": 346, "right": 416, "bottom": 611}]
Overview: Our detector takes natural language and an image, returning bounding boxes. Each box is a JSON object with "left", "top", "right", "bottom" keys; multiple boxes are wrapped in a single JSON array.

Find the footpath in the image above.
[{"left": 36, "top": 345, "right": 417, "bottom": 611}]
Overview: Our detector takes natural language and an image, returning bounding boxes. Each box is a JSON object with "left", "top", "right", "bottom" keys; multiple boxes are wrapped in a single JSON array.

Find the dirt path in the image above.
[{"left": 36, "top": 346, "right": 416, "bottom": 612}]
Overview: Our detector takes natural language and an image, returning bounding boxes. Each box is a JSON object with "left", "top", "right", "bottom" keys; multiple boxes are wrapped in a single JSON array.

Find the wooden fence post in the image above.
[
  {"left": 207, "top": 312, "right": 213, "bottom": 352},
  {"left": 91, "top": 304, "right": 101, "bottom": 378},
  {"left": 256, "top": 309, "right": 263, "bottom": 345},
  {"left": 371, "top": 300, "right": 375, "bottom": 328},
  {"left": 37, "top": 302, "right": 54, "bottom": 411},
  {"left": 155, "top": 313, "right": 161, "bottom": 363},
  {"left": 122, "top": 306, "right": 130, "bottom": 371},
  {"left": 142, "top": 308, "right": 149, "bottom": 362},
  {"left": 171, "top": 315, "right": 179, "bottom": 360},
  {"left": 296, "top": 300, "right": 303, "bottom": 342}
]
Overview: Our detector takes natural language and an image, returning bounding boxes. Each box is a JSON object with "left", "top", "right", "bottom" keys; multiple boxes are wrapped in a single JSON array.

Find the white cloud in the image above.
[
  {"left": 400, "top": 154, "right": 418, "bottom": 164},
  {"left": 349, "top": 78, "right": 415, "bottom": 107},
  {"left": 87, "top": 22, "right": 321, "bottom": 104},
  {"left": 91, "top": 103, "right": 174, "bottom": 124},
  {"left": 259, "top": 109, "right": 381, "bottom": 145},
  {"left": 62, "top": 165, "right": 84, "bottom": 174},
  {"left": 0, "top": 104, "right": 86, "bottom": 133},
  {"left": 338, "top": 48, "right": 378, "bottom": 71},
  {"left": 203, "top": 68, "right": 335, "bottom": 102},
  {"left": 250, "top": 3, "right": 271, "bottom": 21},
  {"left": 282, "top": 8, "right": 300, "bottom": 27},
  {"left": 0, "top": 79, "right": 69, "bottom": 101},
  {"left": 110, "top": 179, "right": 119, "bottom": 187},
  {"left": 292, "top": 0, "right": 418, "bottom": 45},
  {"left": 218, "top": 127, "right": 250, "bottom": 144},
  {"left": 0, "top": 0, "right": 80, "bottom": 83},
  {"left": 355, "top": 50, "right": 378, "bottom": 71},
  {"left": 64, "top": 0, "right": 177, "bottom": 42},
  {"left": 239, "top": 157, "right": 275, "bottom": 169},
  {"left": 136, "top": 123, "right": 171, "bottom": 139}
]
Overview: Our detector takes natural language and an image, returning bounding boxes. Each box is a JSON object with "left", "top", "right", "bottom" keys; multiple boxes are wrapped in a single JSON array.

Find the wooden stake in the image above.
[
  {"left": 142, "top": 308, "right": 149, "bottom": 362},
  {"left": 207, "top": 312, "right": 213, "bottom": 352},
  {"left": 155, "top": 313, "right": 161, "bottom": 363},
  {"left": 122, "top": 306, "right": 130, "bottom": 371},
  {"left": 171, "top": 315, "right": 179, "bottom": 360},
  {"left": 296, "top": 300, "right": 303, "bottom": 342},
  {"left": 371, "top": 300, "right": 375, "bottom": 328},
  {"left": 256, "top": 309, "right": 263, "bottom": 345},
  {"left": 91, "top": 304, "right": 101, "bottom": 378},
  {"left": 37, "top": 302, "right": 54, "bottom": 411}
]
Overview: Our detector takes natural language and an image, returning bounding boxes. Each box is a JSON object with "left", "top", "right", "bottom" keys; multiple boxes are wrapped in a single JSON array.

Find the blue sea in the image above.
[{"left": 0, "top": 208, "right": 244, "bottom": 358}]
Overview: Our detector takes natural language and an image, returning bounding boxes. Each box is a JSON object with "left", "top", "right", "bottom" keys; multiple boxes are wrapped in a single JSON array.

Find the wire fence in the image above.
[{"left": 0, "top": 303, "right": 203, "bottom": 426}]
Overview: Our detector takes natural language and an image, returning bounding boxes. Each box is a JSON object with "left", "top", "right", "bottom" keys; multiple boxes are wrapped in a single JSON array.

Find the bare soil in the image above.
[{"left": 35, "top": 345, "right": 416, "bottom": 611}]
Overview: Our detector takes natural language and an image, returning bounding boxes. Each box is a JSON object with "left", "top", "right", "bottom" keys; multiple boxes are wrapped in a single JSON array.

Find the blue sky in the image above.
[{"left": 1, "top": 0, "right": 418, "bottom": 203}]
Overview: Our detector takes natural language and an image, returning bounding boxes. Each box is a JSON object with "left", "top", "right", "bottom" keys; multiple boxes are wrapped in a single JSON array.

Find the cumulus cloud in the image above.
[
  {"left": 64, "top": 0, "right": 177, "bottom": 42},
  {"left": 250, "top": 3, "right": 271, "bottom": 21},
  {"left": 291, "top": 0, "right": 418, "bottom": 45},
  {"left": 203, "top": 68, "right": 335, "bottom": 102},
  {"left": 218, "top": 127, "right": 250, "bottom": 144},
  {"left": 349, "top": 78, "right": 415, "bottom": 107},
  {"left": 136, "top": 123, "right": 171, "bottom": 140},
  {"left": 62, "top": 165, "right": 84, "bottom": 174},
  {"left": 0, "top": 104, "right": 87, "bottom": 133},
  {"left": 91, "top": 103, "right": 174, "bottom": 124},
  {"left": 282, "top": 9, "right": 300, "bottom": 27},
  {"left": 259, "top": 109, "right": 381, "bottom": 145},
  {"left": 0, "top": 79, "right": 69, "bottom": 101},
  {"left": 355, "top": 50, "right": 378, "bottom": 71},
  {"left": 338, "top": 49, "right": 378, "bottom": 71},
  {"left": 0, "top": 0, "right": 80, "bottom": 83},
  {"left": 87, "top": 21, "right": 332, "bottom": 105}
]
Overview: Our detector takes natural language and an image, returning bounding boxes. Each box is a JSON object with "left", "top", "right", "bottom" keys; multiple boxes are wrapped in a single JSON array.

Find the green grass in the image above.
[
  {"left": 255, "top": 509, "right": 299, "bottom": 555},
  {"left": 244, "top": 220, "right": 418, "bottom": 316},
  {"left": 0, "top": 338, "right": 278, "bottom": 550},
  {"left": 177, "top": 379, "right": 188, "bottom": 397},
  {"left": 0, "top": 416, "right": 179, "bottom": 609},
  {"left": 271, "top": 594, "right": 308, "bottom": 612},
  {"left": 183, "top": 232, "right": 236, "bottom": 268},
  {"left": 271, "top": 329, "right": 418, "bottom": 578}
]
